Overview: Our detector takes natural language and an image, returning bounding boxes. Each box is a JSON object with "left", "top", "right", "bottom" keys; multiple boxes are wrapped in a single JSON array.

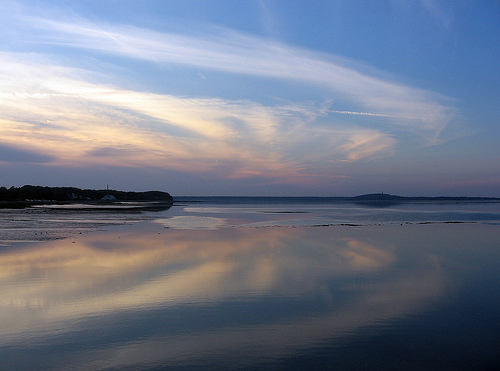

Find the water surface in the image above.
[{"left": 0, "top": 199, "right": 499, "bottom": 369}]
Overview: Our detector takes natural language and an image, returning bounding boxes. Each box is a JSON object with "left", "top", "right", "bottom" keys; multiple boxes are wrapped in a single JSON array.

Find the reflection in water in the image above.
[
  {"left": 154, "top": 216, "right": 227, "bottom": 230},
  {"left": 0, "top": 222, "right": 498, "bottom": 369}
]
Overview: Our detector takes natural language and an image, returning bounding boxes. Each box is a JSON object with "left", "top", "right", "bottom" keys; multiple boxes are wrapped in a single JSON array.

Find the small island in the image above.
[{"left": 351, "top": 193, "right": 499, "bottom": 205}]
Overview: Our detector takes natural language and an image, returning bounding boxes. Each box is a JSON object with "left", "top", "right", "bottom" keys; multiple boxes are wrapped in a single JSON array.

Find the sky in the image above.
[{"left": 0, "top": 0, "right": 498, "bottom": 196}]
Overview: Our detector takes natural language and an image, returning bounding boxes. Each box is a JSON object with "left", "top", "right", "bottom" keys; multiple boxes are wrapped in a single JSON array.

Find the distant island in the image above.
[
  {"left": 174, "top": 193, "right": 500, "bottom": 207},
  {"left": 351, "top": 193, "right": 499, "bottom": 202},
  {"left": 0, "top": 185, "right": 173, "bottom": 207},
  {"left": 349, "top": 193, "right": 499, "bottom": 206}
]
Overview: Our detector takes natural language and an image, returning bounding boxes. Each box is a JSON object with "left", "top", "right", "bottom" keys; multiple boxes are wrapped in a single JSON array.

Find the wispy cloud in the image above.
[
  {"left": 420, "top": 0, "right": 453, "bottom": 29},
  {"left": 327, "top": 110, "right": 428, "bottom": 120},
  {"left": 19, "top": 13, "right": 455, "bottom": 136},
  {"left": 0, "top": 5, "right": 459, "bottom": 186},
  {"left": 0, "top": 54, "right": 396, "bottom": 182}
]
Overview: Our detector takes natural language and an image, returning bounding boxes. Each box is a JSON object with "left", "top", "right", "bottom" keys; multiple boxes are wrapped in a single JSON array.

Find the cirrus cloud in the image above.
[
  {"left": 0, "top": 4, "right": 458, "bottom": 187},
  {"left": 0, "top": 53, "right": 398, "bottom": 182}
]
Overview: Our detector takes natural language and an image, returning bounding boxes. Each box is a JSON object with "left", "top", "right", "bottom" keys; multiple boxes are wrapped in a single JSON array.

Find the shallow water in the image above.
[
  {"left": 0, "top": 200, "right": 499, "bottom": 369},
  {"left": 0, "top": 202, "right": 169, "bottom": 245}
]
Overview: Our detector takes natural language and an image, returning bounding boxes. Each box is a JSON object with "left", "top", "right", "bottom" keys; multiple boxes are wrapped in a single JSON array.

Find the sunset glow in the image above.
[{"left": 0, "top": 1, "right": 498, "bottom": 196}]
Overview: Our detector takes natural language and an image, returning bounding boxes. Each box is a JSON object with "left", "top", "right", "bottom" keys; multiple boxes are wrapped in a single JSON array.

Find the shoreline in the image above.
[
  {"left": 1, "top": 199, "right": 498, "bottom": 247},
  {"left": 1, "top": 215, "right": 496, "bottom": 248},
  {"left": 0, "top": 200, "right": 173, "bottom": 211}
]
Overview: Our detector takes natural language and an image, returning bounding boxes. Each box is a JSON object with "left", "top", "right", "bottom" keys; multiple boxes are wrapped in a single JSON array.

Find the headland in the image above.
[{"left": 0, "top": 185, "right": 173, "bottom": 209}]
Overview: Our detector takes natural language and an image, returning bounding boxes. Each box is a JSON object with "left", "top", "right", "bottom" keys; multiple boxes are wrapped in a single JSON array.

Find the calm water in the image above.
[{"left": 0, "top": 199, "right": 499, "bottom": 370}]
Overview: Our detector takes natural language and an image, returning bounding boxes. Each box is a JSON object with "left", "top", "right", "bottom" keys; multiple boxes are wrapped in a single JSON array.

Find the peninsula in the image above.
[{"left": 0, "top": 185, "right": 173, "bottom": 208}]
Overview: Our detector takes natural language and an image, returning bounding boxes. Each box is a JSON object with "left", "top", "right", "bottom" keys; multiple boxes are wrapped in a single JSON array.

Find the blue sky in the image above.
[{"left": 0, "top": 0, "right": 498, "bottom": 196}]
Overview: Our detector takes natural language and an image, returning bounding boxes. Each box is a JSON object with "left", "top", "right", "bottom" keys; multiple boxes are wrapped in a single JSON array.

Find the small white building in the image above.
[{"left": 101, "top": 194, "right": 116, "bottom": 201}]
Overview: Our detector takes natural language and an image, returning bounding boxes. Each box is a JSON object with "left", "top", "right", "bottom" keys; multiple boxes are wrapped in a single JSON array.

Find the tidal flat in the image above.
[{"left": 0, "top": 199, "right": 499, "bottom": 370}]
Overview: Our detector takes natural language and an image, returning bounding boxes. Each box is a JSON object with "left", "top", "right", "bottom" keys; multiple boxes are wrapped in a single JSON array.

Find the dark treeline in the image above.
[{"left": 0, "top": 185, "right": 173, "bottom": 203}]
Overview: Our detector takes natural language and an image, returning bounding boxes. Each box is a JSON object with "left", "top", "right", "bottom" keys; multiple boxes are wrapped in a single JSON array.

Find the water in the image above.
[
  {"left": 0, "top": 198, "right": 499, "bottom": 369},
  {"left": 172, "top": 196, "right": 500, "bottom": 227},
  {"left": 0, "top": 201, "right": 171, "bottom": 245}
]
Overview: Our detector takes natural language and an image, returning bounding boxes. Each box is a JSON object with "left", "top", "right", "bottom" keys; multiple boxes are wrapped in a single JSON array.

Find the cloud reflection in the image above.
[
  {"left": 82, "top": 265, "right": 444, "bottom": 370},
  {"left": 0, "top": 223, "right": 446, "bottom": 366}
]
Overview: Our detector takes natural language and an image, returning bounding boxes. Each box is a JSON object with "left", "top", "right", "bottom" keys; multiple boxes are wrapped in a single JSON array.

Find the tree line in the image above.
[{"left": 0, "top": 185, "right": 173, "bottom": 202}]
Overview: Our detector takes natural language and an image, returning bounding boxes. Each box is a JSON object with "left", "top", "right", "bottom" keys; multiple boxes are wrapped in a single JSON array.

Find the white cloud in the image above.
[
  {"left": 0, "top": 54, "right": 396, "bottom": 181},
  {"left": 19, "top": 13, "right": 455, "bottom": 138},
  {"left": 0, "top": 5, "right": 459, "bottom": 185},
  {"left": 421, "top": 0, "right": 453, "bottom": 29}
]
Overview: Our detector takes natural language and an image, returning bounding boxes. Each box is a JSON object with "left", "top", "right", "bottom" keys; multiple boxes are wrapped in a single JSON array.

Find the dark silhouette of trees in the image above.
[{"left": 0, "top": 185, "right": 173, "bottom": 203}]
